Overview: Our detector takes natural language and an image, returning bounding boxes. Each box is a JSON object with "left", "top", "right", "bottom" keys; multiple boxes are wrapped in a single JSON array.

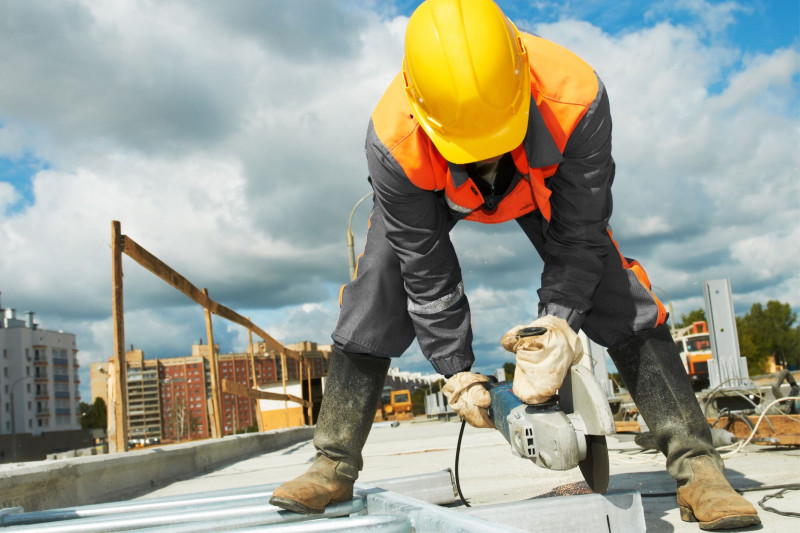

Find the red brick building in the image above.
[{"left": 109, "top": 342, "right": 330, "bottom": 443}]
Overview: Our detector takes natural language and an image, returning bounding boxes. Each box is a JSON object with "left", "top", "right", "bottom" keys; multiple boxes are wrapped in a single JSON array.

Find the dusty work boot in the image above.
[
  {"left": 677, "top": 456, "right": 760, "bottom": 530},
  {"left": 269, "top": 347, "right": 390, "bottom": 514},
  {"left": 609, "top": 325, "right": 759, "bottom": 530}
]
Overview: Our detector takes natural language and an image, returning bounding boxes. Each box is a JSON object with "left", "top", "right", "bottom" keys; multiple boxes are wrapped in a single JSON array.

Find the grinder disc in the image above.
[{"left": 579, "top": 434, "right": 609, "bottom": 494}]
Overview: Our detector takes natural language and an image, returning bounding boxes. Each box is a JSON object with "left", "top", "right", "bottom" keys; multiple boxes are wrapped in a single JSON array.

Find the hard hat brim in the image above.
[{"left": 414, "top": 90, "right": 531, "bottom": 164}]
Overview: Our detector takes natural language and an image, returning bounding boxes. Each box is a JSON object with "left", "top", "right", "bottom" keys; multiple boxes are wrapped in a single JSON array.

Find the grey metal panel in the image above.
[
  {"left": 360, "top": 470, "right": 456, "bottom": 506},
  {"left": 359, "top": 486, "right": 528, "bottom": 533},
  {"left": 703, "top": 279, "right": 750, "bottom": 388},
  {"left": 458, "top": 491, "right": 646, "bottom": 533}
]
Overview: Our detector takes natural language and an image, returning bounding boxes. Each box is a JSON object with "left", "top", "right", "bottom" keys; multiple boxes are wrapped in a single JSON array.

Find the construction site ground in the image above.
[{"left": 140, "top": 417, "right": 799, "bottom": 532}]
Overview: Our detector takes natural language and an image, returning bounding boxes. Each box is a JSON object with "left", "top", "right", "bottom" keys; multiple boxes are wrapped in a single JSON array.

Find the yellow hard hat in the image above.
[{"left": 403, "top": 0, "right": 530, "bottom": 164}]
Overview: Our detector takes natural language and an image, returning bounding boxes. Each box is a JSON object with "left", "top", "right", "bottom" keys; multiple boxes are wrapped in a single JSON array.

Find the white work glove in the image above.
[
  {"left": 442, "top": 372, "right": 495, "bottom": 429},
  {"left": 501, "top": 315, "right": 583, "bottom": 405}
]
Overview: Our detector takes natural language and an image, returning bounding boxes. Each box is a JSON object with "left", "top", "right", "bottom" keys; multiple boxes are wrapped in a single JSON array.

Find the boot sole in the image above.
[
  {"left": 269, "top": 496, "right": 325, "bottom": 515},
  {"left": 680, "top": 506, "right": 761, "bottom": 530}
]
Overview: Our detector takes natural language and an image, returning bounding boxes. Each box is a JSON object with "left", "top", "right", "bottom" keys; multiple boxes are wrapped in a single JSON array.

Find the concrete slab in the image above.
[{"left": 141, "top": 418, "right": 800, "bottom": 532}]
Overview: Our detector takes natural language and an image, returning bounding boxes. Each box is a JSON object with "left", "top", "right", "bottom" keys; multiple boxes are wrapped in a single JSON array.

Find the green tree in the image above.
[
  {"left": 736, "top": 301, "right": 799, "bottom": 374},
  {"left": 677, "top": 308, "right": 706, "bottom": 328},
  {"left": 502, "top": 361, "right": 516, "bottom": 381},
  {"left": 80, "top": 397, "right": 108, "bottom": 430}
]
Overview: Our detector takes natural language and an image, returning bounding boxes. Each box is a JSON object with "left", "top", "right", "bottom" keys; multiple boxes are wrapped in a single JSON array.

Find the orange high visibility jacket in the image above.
[
  {"left": 370, "top": 34, "right": 600, "bottom": 224},
  {"left": 363, "top": 34, "right": 617, "bottom": 374}
]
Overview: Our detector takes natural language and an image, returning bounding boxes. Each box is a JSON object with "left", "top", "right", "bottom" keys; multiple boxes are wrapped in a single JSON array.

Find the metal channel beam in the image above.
[
  {"left": 358, "top": 486, "right": 528, "bottom": 533},
  {"left": 0, "top": 488, "right": 273, "bottom": 526},
  {"left": 0, "top": 471, "right": 641, "bottom": 532},
  {"left": 458, "top": 491, "right": 645, "bottom": 533},
  {"left": 364, "top": 470, "right": 456, "bottom": 505},
  {"left": 0, "top": 500, "right": 364, "bottom": 532},
  {"left": 0, "top": 471, "right": 455, "bottom": 531},
  {"left": 228, "top": 514, "right": 412, "bottom": 533}
]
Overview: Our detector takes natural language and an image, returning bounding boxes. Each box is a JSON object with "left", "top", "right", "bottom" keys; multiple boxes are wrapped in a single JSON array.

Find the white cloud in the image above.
[
  {"left": 0, "top": 181, "right": 18, "bottom": 212},
  {"left": 0, "top": 1, "right": 797, "bottom": 402}
]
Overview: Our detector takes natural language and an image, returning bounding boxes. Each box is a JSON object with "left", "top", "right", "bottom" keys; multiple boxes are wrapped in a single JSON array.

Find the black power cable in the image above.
[
  {"left": 757, "top": 485, "right": 800, "bottom": 518},
  {"left": 454, "top": 419, "right": 471, "bottom": 507}
]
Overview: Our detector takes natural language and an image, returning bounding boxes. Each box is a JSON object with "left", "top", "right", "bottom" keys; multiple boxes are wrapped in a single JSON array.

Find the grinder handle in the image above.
[
  {"left": 484, "top": 327, "right": 547, "bottom": 395},
  {"left": 516, "top": 326, "right": 547, "bottom": 339}
]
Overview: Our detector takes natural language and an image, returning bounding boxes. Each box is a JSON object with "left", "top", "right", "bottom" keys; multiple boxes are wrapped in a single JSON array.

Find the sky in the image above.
[{"left": 0, "top": 0, "right": 798, "bottom": 402}]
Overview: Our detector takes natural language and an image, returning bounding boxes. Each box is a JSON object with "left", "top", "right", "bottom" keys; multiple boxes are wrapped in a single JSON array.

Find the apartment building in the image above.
[
  {"left": 159, "top": 353, "right": 209, "bottom": 442},
  {"left": 95, "top": 341, "right": 330, "bottom": 444},
  {"left": 0, "top": 296, "right": 81, "bottom": 440},
  {"left": 126, "top": 350, "right": 162, "bottom": 444}
]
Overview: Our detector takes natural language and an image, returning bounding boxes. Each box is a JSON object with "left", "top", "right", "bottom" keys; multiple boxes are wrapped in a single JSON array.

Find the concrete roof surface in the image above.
[{"left": 140, "top": 418, "right": 800, "bottom": 532}]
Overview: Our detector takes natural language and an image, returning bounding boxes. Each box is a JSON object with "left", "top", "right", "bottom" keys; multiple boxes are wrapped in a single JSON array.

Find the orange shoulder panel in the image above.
[
  {"left": 521, "top": 34, "right": 599, "bottom": 152},
  {"left": 370, "top": 74, "right": 447, "bottom": 191}
]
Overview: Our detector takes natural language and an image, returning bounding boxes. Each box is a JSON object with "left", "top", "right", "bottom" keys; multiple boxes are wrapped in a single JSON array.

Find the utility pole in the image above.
[
  {"left": 11, "top": 376, "right": 33, "bottom": 462},
  {"left": 110, "top": 221, "right": 129, "bottom": 452}
]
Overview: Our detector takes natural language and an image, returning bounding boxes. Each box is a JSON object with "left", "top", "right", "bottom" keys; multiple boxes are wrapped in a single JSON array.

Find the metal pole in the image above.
[{"left": 347, "top": 192, "right": 373, "bottom": 281}]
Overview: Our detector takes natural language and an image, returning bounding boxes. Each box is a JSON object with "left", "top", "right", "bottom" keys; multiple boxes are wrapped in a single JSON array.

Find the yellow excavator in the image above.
[{"left": 375, "top": 386, "right": 414, "bottom": 421}]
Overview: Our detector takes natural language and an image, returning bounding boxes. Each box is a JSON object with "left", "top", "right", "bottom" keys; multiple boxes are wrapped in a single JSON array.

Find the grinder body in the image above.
[
  {"left": 489, "top": 382, "right": 584, "bottom": 470},
  {"left": 486, "top": 365, "right": 615, "bottom": 492}
]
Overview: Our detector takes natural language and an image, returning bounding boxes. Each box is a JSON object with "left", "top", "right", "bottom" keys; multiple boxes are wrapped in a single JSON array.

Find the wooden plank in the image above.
[
  {"left": 120, "top": 234, "right": 302, "bottom": 362},
  {"left": 222, "top": 379, "right": 310, "bottom": 407},
  {"left": 615, "top": 420, "right": 641, "bottom": 433},
  {"left": 710, "top": 415, "right": 800, "bottom": 446}
]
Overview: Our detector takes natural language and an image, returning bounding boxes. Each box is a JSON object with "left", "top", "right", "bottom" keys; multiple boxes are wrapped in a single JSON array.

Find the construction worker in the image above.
[{"left": 270, "top": 0, "right": 760, "bottom": 529}]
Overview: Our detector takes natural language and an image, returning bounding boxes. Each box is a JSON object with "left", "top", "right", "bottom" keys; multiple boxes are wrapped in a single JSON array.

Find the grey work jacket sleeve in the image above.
[
  {"left": 538, "top": 81, "right": 615, "bottom": 329},
  {"left": 364, "top": 123, "right": 474, "bottom": 376}
]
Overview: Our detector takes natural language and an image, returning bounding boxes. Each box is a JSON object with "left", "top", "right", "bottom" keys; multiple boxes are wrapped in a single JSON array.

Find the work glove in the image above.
[
  {"left": 501, "top": 315, "right": 583, "bottom": 405},
  {"left": 442, "top": 372, "right": 495, "bottom": 429}
]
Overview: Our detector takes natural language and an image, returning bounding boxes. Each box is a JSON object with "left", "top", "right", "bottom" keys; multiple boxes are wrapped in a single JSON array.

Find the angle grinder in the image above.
[{"left": 485, "top": 327, "right": 615, "bottom": 493}]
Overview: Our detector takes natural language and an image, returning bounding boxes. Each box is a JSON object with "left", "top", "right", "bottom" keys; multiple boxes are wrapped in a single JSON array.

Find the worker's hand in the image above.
[
  {"left": 442, "top": 372, "right": 495, "bottom": 429},
  {"left": 502, "top": 315, "right": 583, "bottom": 405}
]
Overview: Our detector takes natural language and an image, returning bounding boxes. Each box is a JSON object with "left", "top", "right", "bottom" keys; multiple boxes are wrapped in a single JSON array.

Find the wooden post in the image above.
[
  {"left": 306, "top": 361, "right": 313, "bottom": 424},
  {"left": 299, "top": 357, "right": 305, "bottom": 424},
  {"left": 280, "top": 348, "right": 289, "bottom": 427},
  {"left": 109, "top": 221, "right": 128, "bottom": 453},
  {"left": 247, "top": 323, "right": 263, "bottom": 432},
  {"left": 247, "top": 322, "right": 258, "bottom": 388},
  {"left": 203, "top": 288, "right": 223, "bottom": 438}
]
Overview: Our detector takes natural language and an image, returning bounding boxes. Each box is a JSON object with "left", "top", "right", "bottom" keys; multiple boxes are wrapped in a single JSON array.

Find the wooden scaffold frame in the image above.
[{"left": 108, "top": 220, "right": 312, "bottom": 452}]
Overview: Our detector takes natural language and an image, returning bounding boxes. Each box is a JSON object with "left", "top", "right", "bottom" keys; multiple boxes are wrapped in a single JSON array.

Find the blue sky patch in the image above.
[{"left": 0, "top": 154, "right": 49, "bottom": 214}]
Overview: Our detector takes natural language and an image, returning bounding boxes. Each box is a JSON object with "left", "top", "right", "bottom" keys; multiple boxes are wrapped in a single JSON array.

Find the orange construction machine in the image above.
[
  {"left": 375, "top": 386, "right": 414, "bottom": 421},
  {"left": 672, "top": 321, "right": 713, "bottom": 391}
]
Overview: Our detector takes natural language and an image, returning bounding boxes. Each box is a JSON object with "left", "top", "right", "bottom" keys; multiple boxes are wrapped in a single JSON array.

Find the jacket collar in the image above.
[{"left": 448, "top": 98, "right": 563, "bottom": 188}]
